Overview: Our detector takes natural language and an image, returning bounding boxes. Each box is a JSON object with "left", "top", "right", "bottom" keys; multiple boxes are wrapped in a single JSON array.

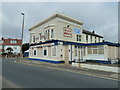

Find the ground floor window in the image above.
[
  {"left": 43, "top": 47, "right": 48, "bottom": 56},
  {"left": 87, "top": 45, "right": 104, "bottom": 54},
  {"left": 44, "top": 49, "right": 47, "bottom": 56},
  {"left": 98, "top": 45, "right": 104, "bottom": 54},
  {"left": 88, "top": 46, "right": 92, "bottom": 54},
  {"left": 34, "top": 49, "right": 36, "bottom": 55},
  {"left": 75, "top": 46, "right": 77, "bottom": 57},
  {"left": 52, "top": 46, "right": 57, "bottom": 56}
]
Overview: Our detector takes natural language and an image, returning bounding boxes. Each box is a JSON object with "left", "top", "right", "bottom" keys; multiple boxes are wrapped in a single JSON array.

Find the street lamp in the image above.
[{"left": 20, "top": 12, "right": 25, "bottom": 57}]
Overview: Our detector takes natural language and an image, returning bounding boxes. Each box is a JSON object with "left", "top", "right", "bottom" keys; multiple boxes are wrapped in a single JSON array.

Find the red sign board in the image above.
[{"left": 63, "top": 27, "right": 72, "bottom": 38}]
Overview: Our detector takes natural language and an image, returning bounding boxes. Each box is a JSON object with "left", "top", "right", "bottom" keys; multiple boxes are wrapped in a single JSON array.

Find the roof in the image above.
[
  {"left": 82, "top": 29, "right": 103, "bottom": 38},
  {"left": 29, "top": 13, "right": 83, "bottom": 31}
]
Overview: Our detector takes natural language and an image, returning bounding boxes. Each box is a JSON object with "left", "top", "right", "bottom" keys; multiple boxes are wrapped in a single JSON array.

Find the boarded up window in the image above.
[
  {"left": 98, "top": 45, "right": 104, "bottom": 54},
  {"left": 52, "top": 46, "right": 56, "bottom": 56}
]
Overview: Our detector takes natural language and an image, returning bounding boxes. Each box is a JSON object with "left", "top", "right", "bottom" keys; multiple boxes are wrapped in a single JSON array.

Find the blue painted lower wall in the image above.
[{"left": 28, "top": 58, "right": 64, "bottom": 64}]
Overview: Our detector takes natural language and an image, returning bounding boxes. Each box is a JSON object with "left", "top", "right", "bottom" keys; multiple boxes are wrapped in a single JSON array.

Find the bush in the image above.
[{"left": 1, "top": 53, "right": 8, "bottom": 55}]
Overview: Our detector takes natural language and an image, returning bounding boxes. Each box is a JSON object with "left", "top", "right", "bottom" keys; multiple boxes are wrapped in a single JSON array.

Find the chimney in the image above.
[
  {"left": 92, "top": 30, "right": 95, "bottom": 33},
  {"left": 1, "top": 37, "right": 4, "bottom": 40}
]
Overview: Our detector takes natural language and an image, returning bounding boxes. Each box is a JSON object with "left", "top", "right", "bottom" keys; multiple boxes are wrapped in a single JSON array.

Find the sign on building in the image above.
[
  {"left": 73, "top": 28, "right": 81, "bottom": 34},
  {"left": 63, "top": 27, "right": 72, "bottom": 38}
]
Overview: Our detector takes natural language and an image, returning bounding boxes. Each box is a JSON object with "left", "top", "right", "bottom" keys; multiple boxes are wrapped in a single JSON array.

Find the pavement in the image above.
[{"left": 17, "top": 58, "right": 119, "bottom": 81}]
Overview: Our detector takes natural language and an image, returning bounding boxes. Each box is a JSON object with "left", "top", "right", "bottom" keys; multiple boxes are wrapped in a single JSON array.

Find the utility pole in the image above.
[{"left": 20, "top": 12, "right": 25, "bottom": 57}]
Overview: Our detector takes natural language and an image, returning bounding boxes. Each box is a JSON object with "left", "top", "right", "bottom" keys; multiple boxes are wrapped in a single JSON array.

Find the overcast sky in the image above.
[{"left": 1, "top": 2, "right": 118, "bottom": 43}]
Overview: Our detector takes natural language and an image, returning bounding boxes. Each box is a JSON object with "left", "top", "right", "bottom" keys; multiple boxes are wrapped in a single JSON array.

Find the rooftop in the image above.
[
  {"left": 29, "top": 13, "right": 83, "bottom": 31},
  {"left": 82, "top": 29, "right": 103, "bottom": 38}
]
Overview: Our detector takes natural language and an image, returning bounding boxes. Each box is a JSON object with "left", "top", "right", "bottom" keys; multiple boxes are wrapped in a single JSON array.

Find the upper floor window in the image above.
[
  {"left": 91, "top": 35, "right": 92, "bottom": 43},
  {"left": 39, "top": 33, "right": 41, "bottom": 40},
  {"left": 98, "top": 37, "right": 100, "bottom": 42},
  {"left": 86, "top": 35, "right": 88, "bottom": 42},
  {"left": 10, "top": 40, "right": 17, "bottom": 44},
  {"left": 33, "top": 36, "right": 35, "bottom": 42},
  {"left": 47, "top": 30, "right": 50, "bottom": 40},
  {"left": 30, "top": 36, "right": 32, "bottom": 43},
  {"left": 51, "top": 29, "right": 54, "bottom": 38},
  {"left": 0, "top": 40, "right": 3, "bottom": 44},
  {"left": 76, "top": 35, "right": 81, "bottom": 41},
  {"left": 95, "top": 37, "right": 97, "bottom": 43}
]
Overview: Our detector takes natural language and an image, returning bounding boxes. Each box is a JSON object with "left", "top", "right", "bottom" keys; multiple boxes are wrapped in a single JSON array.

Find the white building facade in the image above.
[{"left": 29, "top": 13, "right": 120, "bottom": 64}]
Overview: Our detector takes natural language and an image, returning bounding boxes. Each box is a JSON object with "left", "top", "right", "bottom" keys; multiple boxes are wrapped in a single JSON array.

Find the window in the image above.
[
  {"left": 98, "top": 45, "right": 104, "bottom": 54},
  {"left": 10, "top": 40, "right": 17, "bottom": 44},
  {"left": 92, "top": 46, "right": 98, "bottom": 54},
  {"left": 51, "top": 29, "right": 54, "bottom": 38},
  {"left": 39, "top": 33, "right": 41, "bottom": 40},
  {"left": 93, "top": 49, "right": 97, "bottom": 54},
  {"left": 33, "top": 36, "right": 35, "bottom": 42},
  {"left": 43, "top": 48, "right": 47, "bottom": 56},
  {"left": 91, "top": 35, "right": 92, "bottom": 43},
  {"left": 88, "top": 46, "right": 92, "bottom": 54},
  {"left": 88, "top": 46, "right": 98, "bottom": 54},
  {"left": 75, "top": 46, "right": 77, "bottom": 56},
  {"left": 0, "top": 40, "right": 3, "bottom": 44},
  {"left": 47, "top": 30, "right": 50, "bottom": 40},
  {"left": 34, "top": 50, "right": 36, "bottom": 55},
  {"left": 52, "top": 46, "right": 56, "bottom": 56},
  {"left": 76, "top": 35, "right": 81, "bottom": 41},
  {"left": 98, "top": 38, "right": 100, "bottom": 42},
  {"left": 86, "top": 35, "right": 88, "bottom": 42},
  {"left": 95, "top": 37, "right": 96, "bottom": 43},
  {"left": 13, "top": 46, "right": 17, "bottom": 49},
  {"left": 30, "top": 36, "right": 32, "bottom": 43}
]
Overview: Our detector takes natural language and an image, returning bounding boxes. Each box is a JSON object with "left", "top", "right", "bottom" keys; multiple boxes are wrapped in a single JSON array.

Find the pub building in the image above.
[{"left": 29, "top": 13, "right": 120, "bottom": 64}]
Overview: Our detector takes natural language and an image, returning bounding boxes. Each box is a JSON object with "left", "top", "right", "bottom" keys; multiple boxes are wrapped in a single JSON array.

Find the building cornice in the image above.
[{"left": 29, "top": 13, "right": 83, "bottom": 31}]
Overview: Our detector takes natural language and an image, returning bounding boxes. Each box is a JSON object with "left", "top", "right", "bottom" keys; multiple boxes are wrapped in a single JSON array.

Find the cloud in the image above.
[{"left": 2, "top": 2, "right": 118, "bottom": 43}]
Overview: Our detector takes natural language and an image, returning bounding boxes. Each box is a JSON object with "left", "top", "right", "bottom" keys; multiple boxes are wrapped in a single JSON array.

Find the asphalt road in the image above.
[{"left": 2, "top": 58, "right": 119, "bottom": 88}]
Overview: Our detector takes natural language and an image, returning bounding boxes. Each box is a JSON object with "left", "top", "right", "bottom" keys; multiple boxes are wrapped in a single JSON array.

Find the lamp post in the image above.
[{"left": 20, "top": 12, "right": 25, "bottom": 57}]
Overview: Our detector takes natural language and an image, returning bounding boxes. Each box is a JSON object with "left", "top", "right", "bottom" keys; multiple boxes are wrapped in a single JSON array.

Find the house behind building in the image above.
[{"left": 0, "top": 38, "right": 22, "bottom": 55}]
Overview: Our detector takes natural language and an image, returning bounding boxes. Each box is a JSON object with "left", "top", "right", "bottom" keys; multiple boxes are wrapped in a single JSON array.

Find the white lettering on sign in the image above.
[{"left": 63, "top": 27, "right": 72, "bottom": 38}]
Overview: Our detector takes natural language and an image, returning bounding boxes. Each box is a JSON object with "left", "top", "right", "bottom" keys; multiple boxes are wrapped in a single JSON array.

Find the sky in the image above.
[{"left": 1, "top": 2, "right": 118, "bottom": 43}]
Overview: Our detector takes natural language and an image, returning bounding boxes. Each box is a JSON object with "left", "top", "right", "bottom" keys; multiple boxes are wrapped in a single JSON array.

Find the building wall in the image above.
[
  {"left": 55, "top": 17, "right": 82, "bottom": 43},
  {"left": 29, "top": 44, "right": 65, "bottom": 62},
  {"left": 30, "top": 18, "right": 58, "bottom": 44},
  {"left": 4, "top": 45, "right": 21, "bottom": 55},
  {"left": 107, "top": 46, "right": 118, "bottom": 59},
  {"left": 0, "top": 38, "right": 22, "bottom": 55}
]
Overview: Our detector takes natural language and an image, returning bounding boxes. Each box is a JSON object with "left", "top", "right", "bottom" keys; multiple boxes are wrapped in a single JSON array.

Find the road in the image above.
[{"left": 2, "top": 58, "right": 119, "bottom": 88}]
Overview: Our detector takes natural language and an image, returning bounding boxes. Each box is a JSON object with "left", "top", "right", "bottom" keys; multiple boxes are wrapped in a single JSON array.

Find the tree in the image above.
[
  {"left": 6, "top": 47, "right": 13, "bottom": 55},
  {"left": 22, "top": 43, "right": 29, "bottom": 54}
]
